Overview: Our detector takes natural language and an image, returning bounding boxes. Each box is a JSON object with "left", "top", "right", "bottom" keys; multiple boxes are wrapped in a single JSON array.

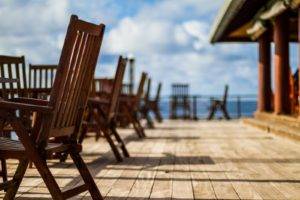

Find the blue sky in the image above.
[{"left": 0, "top": 0, "right": 298, "bottom": 95}]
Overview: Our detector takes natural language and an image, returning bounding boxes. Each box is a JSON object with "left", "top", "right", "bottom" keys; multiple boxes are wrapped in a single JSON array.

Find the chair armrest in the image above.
[
  {"left": 10, "top": 97, "right": 49, "bottom": 106},
  {"left": 0, "top": 100, "right": 54, "bottom": 113}
]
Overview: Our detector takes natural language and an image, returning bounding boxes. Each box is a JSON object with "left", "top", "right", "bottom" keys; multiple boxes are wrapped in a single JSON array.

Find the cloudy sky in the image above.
[{"left": 0, "top": 0, "right": 298, "bottom": 95}]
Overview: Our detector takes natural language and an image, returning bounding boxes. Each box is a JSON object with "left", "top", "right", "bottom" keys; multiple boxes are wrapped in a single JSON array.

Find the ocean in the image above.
[{"left": 158, "top": 98, "right": 257, "bottom": 119}]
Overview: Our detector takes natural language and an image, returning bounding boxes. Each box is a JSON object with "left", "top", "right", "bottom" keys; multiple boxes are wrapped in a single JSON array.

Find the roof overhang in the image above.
[{"left": 210, "top": 0, "right": 270, "bottom": 43}]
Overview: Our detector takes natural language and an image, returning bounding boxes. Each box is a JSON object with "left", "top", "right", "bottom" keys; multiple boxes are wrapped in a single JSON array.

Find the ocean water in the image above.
[{"left": 158, "top": 99, "right": 257, "bottom": 119}]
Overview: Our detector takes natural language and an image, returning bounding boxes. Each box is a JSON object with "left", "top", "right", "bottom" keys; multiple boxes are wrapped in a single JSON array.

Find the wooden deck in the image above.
[{"left": 1, "top": 120, "right": 300, "bottom": 199}]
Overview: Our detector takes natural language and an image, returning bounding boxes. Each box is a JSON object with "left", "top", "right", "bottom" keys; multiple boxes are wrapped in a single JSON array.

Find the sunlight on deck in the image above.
[{"left": 2, "top": 120, "right": 300, "bottom": 199}]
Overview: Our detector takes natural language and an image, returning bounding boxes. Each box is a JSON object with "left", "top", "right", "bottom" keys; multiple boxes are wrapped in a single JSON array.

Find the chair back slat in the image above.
[
  {"left": 46, "top": 15, "right": 105, "bottom": 138},
  {"left": 29, "top": 65, "right": 57, "bottom": 98},
  {"left": 108, "top": 56, "right": 126, "bottom": 119},
  {"left": 172, "top": 83, "right": 189, "bottom": 97},
  {"left": 121, "top": 83, "right": 131, "bottom": 94},
  {"left": 145, "top": 78, "right": 151, "bottom": 101},
  {"left": 136, "top": 72, "right": 147, "bottom": 101},
  {"left": 223, "top": 85, "right": 229, "bottom": 104},
  {"left": 93, "top": 78, "right": 114, "bottom": 95},
  {"left": 155, "top": 82, "right": 162, "bottom": 101},
  {"left": 0, "top": 55, "right": 27, "bottom": 99}
]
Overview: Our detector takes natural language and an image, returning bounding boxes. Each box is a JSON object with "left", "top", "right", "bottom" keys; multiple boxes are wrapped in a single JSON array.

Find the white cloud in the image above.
[
  {"left": 102, "top": 0, "right": 258, "bottom": 95},
  {"left": 0, "top": 0, "right": 259, "bottom": 95}
]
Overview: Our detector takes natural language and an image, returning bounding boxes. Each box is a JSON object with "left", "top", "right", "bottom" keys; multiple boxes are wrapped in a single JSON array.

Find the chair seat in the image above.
[{"left": 0, "top": 137, "right": 81, "bottom": 159}]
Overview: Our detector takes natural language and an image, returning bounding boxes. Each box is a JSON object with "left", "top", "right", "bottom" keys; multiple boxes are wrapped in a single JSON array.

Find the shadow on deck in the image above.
[{"left": 3, "top": 120, "right": 300, "bottom": 199}]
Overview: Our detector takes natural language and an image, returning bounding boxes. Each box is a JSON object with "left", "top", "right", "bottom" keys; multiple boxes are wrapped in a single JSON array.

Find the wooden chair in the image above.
[
  {"left": 207, "top": 85, "right": 231, "bottom": 120},
  {"left": 79, "top": 56, "right": 129, "bottom": 162},
  {"left": 117, "top": 73, "right": 147, "bottom": 138},
  {"left": 148, "top": 82, "right": 163, "bottom": 123},
  {"left": 169, "top": 83, "right": 191, "bottom": 119},
  {"left": 0, "top": 55, "right": 29, "bottom": 186},
  {"left": 29, "top": 64, "right": 57, "bottom": 99},
  {"left": 0, "top": 15, "right": 105, "bottom": 199},
  {"left": 140, "top": 78, "right": 155, "bottom": 128}
]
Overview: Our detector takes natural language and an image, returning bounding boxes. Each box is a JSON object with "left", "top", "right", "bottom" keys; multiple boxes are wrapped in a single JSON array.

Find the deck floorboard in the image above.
[{"left": 1, "top": 120, "right": 300, "bottom": 199}]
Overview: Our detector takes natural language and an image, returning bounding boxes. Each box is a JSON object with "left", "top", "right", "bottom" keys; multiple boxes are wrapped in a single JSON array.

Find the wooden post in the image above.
[
  {"left": 274, "top": 12, "right": 291, "bottom": 114},
  {"left": 128, "top": 58, "right": 135, "bottom": 95},
  {"left": 257, "top": 31, "right": 272, "bottom": 112},
  {"left": 237, "top": 96, "right": 241, "bottom": 118},
  {"left": 298, "top": 8, "right": 300, "bottom": 116},
  {"left": 193, "top": 96, "right": 198, "bottom": 120}
]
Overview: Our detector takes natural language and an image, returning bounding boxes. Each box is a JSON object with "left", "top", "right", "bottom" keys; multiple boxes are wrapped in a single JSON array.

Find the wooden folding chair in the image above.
[
  {"left": 0, "top": 55, "right": 29, "bottom": 186},
  {"left": 207, "top": 85, "right": 231, "bottom": 120},
  {"left": 0, "top": 15, "right": 105, "bottom": 199},
  {"left": 148, "top": 82, "right": 163, "bottom": 123},
  {"left": 140, "top": 77, "right": 155, "bottom": 128},
  {"left": 29, "top": 64, "right": 57, "bottom": 99},
  {"left": 117, "top": 73, "right": 147, "bottom": 138},
  {"left": 79, "top": 56, "right": 129, "bottom": 162}
]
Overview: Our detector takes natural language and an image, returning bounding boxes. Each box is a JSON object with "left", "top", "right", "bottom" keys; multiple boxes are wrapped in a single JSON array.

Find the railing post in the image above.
[
  {"left": 193, "top": 96, "right": 198, "bottom": 120},
  {"left": 237, "top": 96, "right": 241, "bottom": 118}
]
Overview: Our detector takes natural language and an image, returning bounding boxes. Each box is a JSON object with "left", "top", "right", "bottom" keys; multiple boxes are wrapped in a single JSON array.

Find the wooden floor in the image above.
[{"left": 1, "top": 120, "right": 300, "bottom": 199}]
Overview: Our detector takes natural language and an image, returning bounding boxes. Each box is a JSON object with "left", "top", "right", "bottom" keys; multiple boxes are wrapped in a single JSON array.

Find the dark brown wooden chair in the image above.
[
  {"left": 169, "top": 83, "right": 191, "bottom": 119},
  {"left": 153, "top": 82, "right": 163, "bottom": 122},
  {"left": 117, "top": 73, "right": 147, "bottom": 138},
  {"left": 207, "top": 85, "right": 231, "bottom": 120},
  {"left": 0, "top": 15, "right": 105, "bottom": 199},
  {"left": 0, "top": 55, "right": 29, "bottom": 186},
  {"left": 146, "top": 81, "right": 163, "bottom": 123},
  {"left": 29, "top": 64, "right": 57, "bottom": 99},
  {"left": 140, "top": 78, "right": 155, "bottom": 128},
  {"left": 79, "top": 56, "right": 129, "bottom": 162}
]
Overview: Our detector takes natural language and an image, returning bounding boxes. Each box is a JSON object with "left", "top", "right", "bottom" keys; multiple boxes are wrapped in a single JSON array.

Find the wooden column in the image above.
[
  {"left": 274, "top": 12, "right": 291, "bottom": 114},
  {"left": 298, "top": 8, "right": 300, "bottom": 116},
  {"left": 257, "top": 31, "right": 272, "bottom": 112}
]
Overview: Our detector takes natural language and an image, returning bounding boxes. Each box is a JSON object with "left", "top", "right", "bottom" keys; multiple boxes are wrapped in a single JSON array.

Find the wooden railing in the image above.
[{"left": 164, "top": 94, "right": 257, "bottom": 120}]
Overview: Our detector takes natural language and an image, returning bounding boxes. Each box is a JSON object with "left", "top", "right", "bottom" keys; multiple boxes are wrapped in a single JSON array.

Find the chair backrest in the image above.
[
  {"left": 108, "top": 56, "right": 127, "bottom": 119},
  {"left": 121, "top": 83, "right": 131, "bottom": 94},
  {"left": 155, "top": 82, "right": 162, "bottom": 102},
  {"left": 144, "top": 78, "right": 151, "bottom": 101},
  {"left": 0, "top": 55, "right": 27, "bottom": 99},
  {"left": 29, "top": 64, "right": 57, "bottom": 89},
  {"left": 223, "top": 85, "right": 229, "bottom": 104},
  {"left": 136, "top": 72, "right": 147, "bottom": 102},
  {"left": 172, "top": 83, "right": 189, "bottom": 97},
  {"left": 45, "top": 15, "right": 105, "bottom": 139},
  {"left": 93, "top": 78, "right": 114, "bottom": 95}
]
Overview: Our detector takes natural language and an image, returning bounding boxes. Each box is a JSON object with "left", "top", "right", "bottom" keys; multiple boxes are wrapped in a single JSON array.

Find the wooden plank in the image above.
[{"left": 126, "top": 140, "right": 166, "bottom": 199}]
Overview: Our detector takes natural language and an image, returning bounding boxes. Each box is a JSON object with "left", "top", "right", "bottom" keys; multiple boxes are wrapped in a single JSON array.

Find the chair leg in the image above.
[
  {"left": 32, "top": 158, "right": 64, "bottom": 200},
  {"left": 10, "top": 118, "right": 64, "bottom": 200},
  {"left": 110, "top": 122, "right": 130, "bottom": 157},
  {"left": 221, "top": 105, "right": 231, "bottom": 120},
  {"left": 78, "top": 123, "right": 88, "bottom": 144},
  {"left": 153, "top": 105, "right": 163, "bottom": 123},
  {"left": 93, "top": 110, "right": 123, "bottom": 162},
  {"left": 124, "top": 107, "right": 144, "bottom": 138},
  {"left": 207, "top": 106, "right": 216, "bottom": 120},
  {"left": 95, "top": 128, "right": 102, "bottom": 141},
  {"left": 146, "top": 112, "right": 155, "bottom": 129},
  {"left": 69, "top": 150, "right": 103, "bottom": 200},
  {"left": 4, "top": 158, "right": 28, "bottom": 200},
  {"left": 102, "top": 127, "right": 123, "bottom": 162},
  {"left": 1, "top": 158, "right": 7, "bottom": 183},
  {"left": 132, "top": 111, "right": 146, "bottom": 137}
]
